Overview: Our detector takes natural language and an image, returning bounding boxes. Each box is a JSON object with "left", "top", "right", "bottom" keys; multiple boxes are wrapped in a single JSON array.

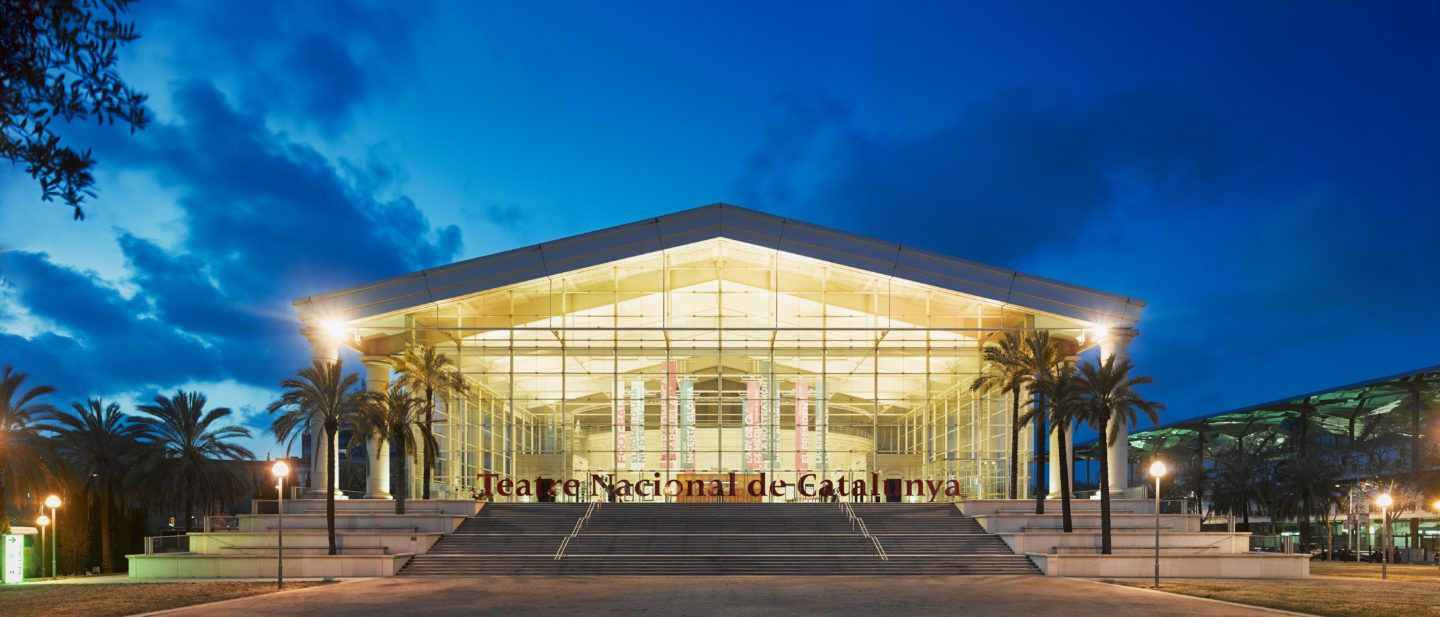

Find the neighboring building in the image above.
[
  {"left": 1077, "top": 365, "right": 1439, "bottom": 556},
  {"left": 1083, "top": 365, "right": 1439, "bottom": 485},
  {"left": 292, "top": 204, "right": 1144, "bottom": 502}
]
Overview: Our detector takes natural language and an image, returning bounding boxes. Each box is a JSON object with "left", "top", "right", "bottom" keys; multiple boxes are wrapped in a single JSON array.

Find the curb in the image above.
[
  {"left": 1070, "top": 577, "right": 1319, "bottom": 617},
  {"left": 124, "top": 577, "right": 373, "bottom": 617}
]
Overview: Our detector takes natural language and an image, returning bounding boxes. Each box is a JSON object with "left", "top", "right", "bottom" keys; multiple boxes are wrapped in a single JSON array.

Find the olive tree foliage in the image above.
[{"left": 1, "top": 0, "right": 148, "bottom": 219}]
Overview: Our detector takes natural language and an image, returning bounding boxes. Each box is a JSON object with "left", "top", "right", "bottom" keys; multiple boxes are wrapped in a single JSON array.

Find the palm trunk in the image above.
[
  {"left": 1098, "top": 417, "right": 1112, "bottom": 554},
  {"left": 100, "top": 486, "right": 113, "bottom": 573},
  {"left": 1033, "top": 407, "right": 1046, "bottom": 515},
  {"left": 326, "top": 424, "right": 338, "bottom": 555},
  {"left": 1195, "top": 431, "right": 1206, "bottom": 506},
  {"left": 392, "top": 432, "right": 407, "bottom": 515},
  {"left": 1009, "top": 385, "right": 1020, "bottom": 500},
  {"left": 1058, "top": 420, "right": 1073, "bottom": 533},
  {"left": 422, "top": 387, "right": 434, "bottom": 500},
  {"left": 0, "top": 482, "right": 8, "bottom": 534},
  {"left": 183, "top": 475, "right": 193, "bottom": 534},
  {"left": 1412, "top": 391, "right": 1422, "bottom": 477}
]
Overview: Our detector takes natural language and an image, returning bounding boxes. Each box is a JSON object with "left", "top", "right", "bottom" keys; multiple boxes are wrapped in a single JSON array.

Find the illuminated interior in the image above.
[{"left": 344, "top": 238, "right": 1098, "bottom": 501}]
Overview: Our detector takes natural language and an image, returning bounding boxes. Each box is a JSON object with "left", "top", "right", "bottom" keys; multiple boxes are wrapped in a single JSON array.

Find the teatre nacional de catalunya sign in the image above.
[{"left": 477, "top": 473, "right": 971, "bottom": 501}]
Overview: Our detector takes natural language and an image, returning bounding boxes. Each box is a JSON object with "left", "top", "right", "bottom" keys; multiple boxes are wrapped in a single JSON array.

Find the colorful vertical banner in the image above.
[
  {"left": 744, "top": 379, "right": 764, "bottom": 470},
  {"left": 629, "top": 380, "right": 645, "bottom": 468},
  {"left": 614, "top": 382, "right": 627, "bottom": 470},
  {"left": 816, "top": 380, "right": 829, "bottom": 471},
  {"left": 795, "top": 382, "right": 810, "bottom": 472},
  {"left": 679, "top": 378, "right": 695, "bottom": 470},
  {"left": 662, "top": 362, "right": 679, "bottom": 469},
  {"left": 763, "top": 363, "right": 778, "bottom": 470}
]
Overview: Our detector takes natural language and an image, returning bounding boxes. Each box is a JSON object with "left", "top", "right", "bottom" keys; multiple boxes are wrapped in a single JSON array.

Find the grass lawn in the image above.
[
  {"left": 1106, "top": 561, "right": 1440, "bottom": 617},
  {"left": 0, "top": 580, "right": 326, "bottom": 617}
]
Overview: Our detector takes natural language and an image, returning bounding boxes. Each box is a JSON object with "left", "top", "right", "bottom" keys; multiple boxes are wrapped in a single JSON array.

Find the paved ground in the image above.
[{"left": 150, "top": 576, "right": 1295, "bottom": 617}]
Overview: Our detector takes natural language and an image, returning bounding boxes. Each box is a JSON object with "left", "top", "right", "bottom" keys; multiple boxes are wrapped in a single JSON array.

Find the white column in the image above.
[
  {"left": 303, "top": 326, "right": 344, "bottom": 498},
  {"left": 363, "top": 356, "right": 392, "bottom": 499},
  {"left": 1100, "top": 328, "right": 1137, "bottom": 497},
  {"left": 1047, "top": 428, "right": 1072, "bottom": 498}
]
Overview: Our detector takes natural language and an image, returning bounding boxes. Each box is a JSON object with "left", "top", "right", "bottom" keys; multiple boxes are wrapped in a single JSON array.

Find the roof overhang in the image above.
[{"left": 292, "top": 203, "right": 1146, "bottom": 327}]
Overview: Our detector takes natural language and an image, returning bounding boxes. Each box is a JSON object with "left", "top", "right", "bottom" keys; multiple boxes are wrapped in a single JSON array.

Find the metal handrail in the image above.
[
  {"left": 555, "top": 501, "right": 599, "bottom": 560},
  {"left": 840, "top": 502, "right": 887, "bottom": 561}
]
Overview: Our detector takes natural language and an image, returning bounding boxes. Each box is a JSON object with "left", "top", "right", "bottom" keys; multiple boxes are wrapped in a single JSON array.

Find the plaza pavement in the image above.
[{"left": 144, "top": 575, "right": 1301, "bottom": 617}]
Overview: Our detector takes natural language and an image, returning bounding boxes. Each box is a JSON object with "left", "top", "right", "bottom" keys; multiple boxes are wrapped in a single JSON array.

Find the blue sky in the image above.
[{"left": 2, "top": 1, "right": 1438, "bottom": 456}]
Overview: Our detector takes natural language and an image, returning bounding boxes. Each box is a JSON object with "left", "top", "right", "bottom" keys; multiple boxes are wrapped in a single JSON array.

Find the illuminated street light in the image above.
[
  {"left": 43, "top": 495, "right": 60, "bottom": 578},
  {"left": 1149, "top": 461, "right": 1167, "bottom": 588},
  {"left": 34, "top": 515, "right": 49, "bottom": 579},
  {"left": 273, "top": 460, "right": 290, "bottom": 590},
  {"left": 1376, "top": 493, "right": 1392, "bottom": 579}
]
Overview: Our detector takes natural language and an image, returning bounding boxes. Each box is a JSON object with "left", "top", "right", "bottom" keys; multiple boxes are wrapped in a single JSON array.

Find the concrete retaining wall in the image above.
[
  {"left": 974, "top": 513, "right": 1202, "bottom": 534},
  {"left": 1029, "top": 552, "right": 1310, "bottom": 578},
  {"left": 238, "top": 513, "right": 466, "bottom": 534},
  {"left": 188, "top": 531, "right": 442, "bottom": 555},
  {"left": 960, "top": 499, "right": 1156, "bottom": 517},
  {"left": 1000, "top": 530, "right": 1249, "bottom": 555},
  {"left": 126, "top": 553, "right": 413, "bottom": 578}
]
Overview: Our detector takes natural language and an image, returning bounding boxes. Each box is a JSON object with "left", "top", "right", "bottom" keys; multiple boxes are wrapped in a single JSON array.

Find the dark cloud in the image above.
[
  {"left": 0, "top": 251, "right": 224, "bottom": 393},
  {"left": 134, "top": 0, "right": 429, "bottom": 131},
  {"left": 0, "top": 80, "right": 460, "bottom": 398},
  {"left": 734, "top": 89, "right": 1232, "bottom": 266},
  {"left": 734, "top": 86, "right": 1440, "bottom": 427}
]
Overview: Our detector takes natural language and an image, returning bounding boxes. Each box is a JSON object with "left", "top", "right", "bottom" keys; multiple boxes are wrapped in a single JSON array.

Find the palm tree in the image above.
[
  {"left": 0, "top": 366, "right": 57, "bottom": 534},
  {"left": 135, "top": 391, "right": 255, "bottom": 534},
  {"left": 52, "top": 399, "right": 147, "bottom": 573},
  {"left": 1027, "top": 365, "right": 1082, "bottom": 532},
  {"left": 972, "top": 332, "right": 1030, "bottom": 500},
  {"left": 1073, "top": 356, "right": 1164, "bottom": 554},
  {"left": 1273, "top": 454, "right": 1344, "bottom": 550},
  {"left": 354, "top": 382, "right": 430, "bottom": 514},
  {"left": 268, "top": 359, "right": 366, "bottom": 554},
  {"left": 1019, "top": 331, "right": 1066, "bottom": 514},
  {"left": 393, "top": 343, "right": 471, "bottom": 500}
]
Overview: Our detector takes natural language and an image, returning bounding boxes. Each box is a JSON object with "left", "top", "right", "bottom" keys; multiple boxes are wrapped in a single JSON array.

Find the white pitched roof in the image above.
[{"left": 292, "top": 203, "right": 1144, "bottom": 326}]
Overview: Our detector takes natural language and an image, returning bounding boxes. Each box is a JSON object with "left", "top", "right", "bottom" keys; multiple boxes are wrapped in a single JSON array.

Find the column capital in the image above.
[
  {"left": 301, "top": 325, "right": 341, "bottom": 364},
  {"left": 359, "top": 355, "right": 393, "bottom": 369}
]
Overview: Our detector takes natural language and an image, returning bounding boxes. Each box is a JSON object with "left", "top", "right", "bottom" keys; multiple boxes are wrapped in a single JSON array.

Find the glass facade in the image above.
[{"left": 355, "top": 239, "right": 1088, "bottom": 502}]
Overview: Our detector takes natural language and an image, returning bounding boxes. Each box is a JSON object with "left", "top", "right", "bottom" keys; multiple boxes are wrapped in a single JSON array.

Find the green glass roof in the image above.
[{"left": 1075, "top": 364, "right": 1440, "bottom": 460}]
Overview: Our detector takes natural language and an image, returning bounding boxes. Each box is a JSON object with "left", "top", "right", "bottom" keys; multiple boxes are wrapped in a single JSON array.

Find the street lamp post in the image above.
[
  {"left": 1149, "top": 461, "right": 1167, "bottom": 588},
  {"left": 1432, "top": 499, "right": 1440, "bottom": 574},
  {"left": 35, "top": 515, "right": 49, "bottom": 578},
  {"left": 43, "top": 495, "right": 60, "bottom": 578},
  {"left": 1376, "top": 493, "right": 1392, "bottom": 580},
  {"left": 273, "top": 460, "right": 290, "bottom": 590}
]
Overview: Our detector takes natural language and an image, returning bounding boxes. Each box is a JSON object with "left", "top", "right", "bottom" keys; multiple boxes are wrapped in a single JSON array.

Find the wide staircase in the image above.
[{"left": 400, "top": 502, "right": 1037, "bottom": 575}]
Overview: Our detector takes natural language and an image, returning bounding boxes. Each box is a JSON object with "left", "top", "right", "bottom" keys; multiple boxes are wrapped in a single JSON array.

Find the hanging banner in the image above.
[
  {"left": 795, "top": 382, "right": 810, "bottom": 472},
  {"left": 614, "top": 381, "right": 627, "bottom": 470},
  {"left": 630, "top": 380, "right": 646, "bottom": 468},
  {"left": 662, "top": 363, "right": 679, "bottom": 469},
  {"left": 744, "top": 380, "right": 764, "bottom": 470},
  {"left": 679, "top": 378, "right": 695, "bottom": 470},
  {"left": 763, "top": 363, "right": 778, "bottom": 470},
  {"left": 816, "top": 380, "right": 828, "bottom": 471}
]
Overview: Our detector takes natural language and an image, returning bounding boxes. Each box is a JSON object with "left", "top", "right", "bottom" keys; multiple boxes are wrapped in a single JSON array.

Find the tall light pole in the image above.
[
  {"left": 1376, "top": 493, "right": 1392, "bottom": 580},
  {"left": 43, "top": 495, "right": 60, "bottom": 578},
  {"left": 1432, "top": 499, "right": 1440, "bottom": 573},
  {"left": 1149, "top": 461, "right": 1167, "bottom": 588},
  {"left": 273, "top": 460, "right": 290, "bottom": 590},
  {"left": 35, "top": 515, "right": 49, "bottom": 578}
]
